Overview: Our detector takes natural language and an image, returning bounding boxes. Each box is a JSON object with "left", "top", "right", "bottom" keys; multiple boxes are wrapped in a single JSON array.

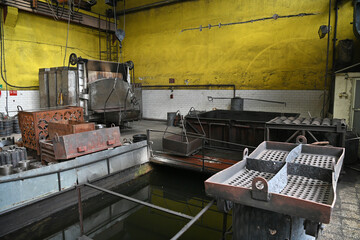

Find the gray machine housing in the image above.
[{"left": 39, "top": 59, "right": 141, "bottom": 125}]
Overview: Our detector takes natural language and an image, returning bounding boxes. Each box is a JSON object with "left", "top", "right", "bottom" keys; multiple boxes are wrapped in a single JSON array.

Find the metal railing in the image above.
[{"left": 77, "top": 183, "right": 214, "bottom": 240}]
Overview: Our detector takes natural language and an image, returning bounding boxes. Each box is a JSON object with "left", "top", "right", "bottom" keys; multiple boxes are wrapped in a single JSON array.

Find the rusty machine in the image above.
[{"left": 38, "top": 54, "right": 141, "bottom": 126}]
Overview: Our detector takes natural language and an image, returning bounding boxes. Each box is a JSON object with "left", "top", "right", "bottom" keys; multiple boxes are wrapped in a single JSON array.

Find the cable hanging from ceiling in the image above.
[{"left": 63, "top": 0, "right": 73, "bottom": 66}]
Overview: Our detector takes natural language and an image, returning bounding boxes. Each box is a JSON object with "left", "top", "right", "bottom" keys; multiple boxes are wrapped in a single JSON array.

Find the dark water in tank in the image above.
[{"left": 5, "top": 166, "right": 231, "bottom": 240}]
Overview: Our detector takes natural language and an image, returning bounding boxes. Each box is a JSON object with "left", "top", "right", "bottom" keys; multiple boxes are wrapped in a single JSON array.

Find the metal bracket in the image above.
[
  {"left": 304, "top": 219, "right": 322, "bottom": 237},
  {"left": 216, "top": 198, "right": 233, "bottom": 213},
  {"left": 251, "top": 177, "right": 271, "bottom": 201},
  {"left": 243, "top": 148, "right": 249, "bottom": 160},
  {"left": 296, "top": 135, "right": 307, "bottom": 144}
]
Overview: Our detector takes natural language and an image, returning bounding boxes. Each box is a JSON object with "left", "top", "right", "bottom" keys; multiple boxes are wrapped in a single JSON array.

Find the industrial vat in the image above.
[{"left": 185, "top": 110, "right": 299, "bottom": 150}]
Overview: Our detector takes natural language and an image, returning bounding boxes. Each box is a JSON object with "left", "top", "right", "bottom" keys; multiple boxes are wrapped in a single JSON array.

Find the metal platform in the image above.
[{"left": 205, "top": 141, "right": 344, "bottom": 224}]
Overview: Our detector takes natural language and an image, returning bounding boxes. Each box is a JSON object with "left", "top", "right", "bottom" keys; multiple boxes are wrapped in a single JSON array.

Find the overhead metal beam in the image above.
[{"left": 0, "top": 0, "right": 115, "bottom": 32}]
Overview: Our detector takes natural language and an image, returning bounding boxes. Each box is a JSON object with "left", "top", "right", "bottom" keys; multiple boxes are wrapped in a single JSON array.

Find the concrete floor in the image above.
[
  {"left": 123, "top": 120, "right": 360, "bottom": 239},
  {"left": 318, "top": 167, "right": 360, "bottom": 240},
  {"left": 120, "top": 119, "right": 180, "bottom": 151},
  {"left": 120, "top": 119, "right": 168, "bottom": 140}
]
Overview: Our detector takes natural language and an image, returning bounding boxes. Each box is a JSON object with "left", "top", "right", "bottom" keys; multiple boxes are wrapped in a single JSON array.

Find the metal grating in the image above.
[
  {"left": 227, "top": 169, "right": 275, "bottom": 188},
  {"left": 258, "top": 150, "right": 335, "bottom": 170},
  {"left": 281, "top": 175, "right": 332, "bottom": 204},
  {"left": 205, "top": 141, "right": 344, "bottom": 223},
  {"left": 293, "top": 153, "right": 334, "bottom": 169},
  {"left": 258, "top": 149, "right": 288, "bottom": 162}
]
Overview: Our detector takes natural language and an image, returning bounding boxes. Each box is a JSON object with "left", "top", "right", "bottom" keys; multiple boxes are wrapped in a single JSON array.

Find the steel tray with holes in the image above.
[{"left": 205, "top": 141, "right": 344, "bottom": 223}]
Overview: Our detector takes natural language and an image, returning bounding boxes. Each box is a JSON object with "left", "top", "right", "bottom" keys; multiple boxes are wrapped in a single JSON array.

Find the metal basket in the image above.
[{"left": 162, "top": 108, "right": 205, "bottom": 156}]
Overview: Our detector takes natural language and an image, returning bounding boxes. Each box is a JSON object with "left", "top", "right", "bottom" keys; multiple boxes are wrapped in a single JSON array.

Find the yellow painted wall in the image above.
[
  {"left": 0, "top": 6, "right": 110, "bottom": 90},
  {"left": 0, "top": 1, "right": 356, "bottom": 91},
  {"left": 122, "top": 0, "right": 357, "bottom": 90}
]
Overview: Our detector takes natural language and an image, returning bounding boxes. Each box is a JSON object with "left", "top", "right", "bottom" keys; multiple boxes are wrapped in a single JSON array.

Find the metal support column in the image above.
[{"left": 77, "top": 186, "right": 84, "bottom": 236}]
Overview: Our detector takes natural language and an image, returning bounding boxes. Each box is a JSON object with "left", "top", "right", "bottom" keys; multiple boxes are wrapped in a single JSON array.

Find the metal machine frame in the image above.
[{"left": 38, "top": 58, "right": 141, "bottom": 126}]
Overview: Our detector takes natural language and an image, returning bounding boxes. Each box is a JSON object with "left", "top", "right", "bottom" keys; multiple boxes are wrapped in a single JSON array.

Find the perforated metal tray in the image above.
[{"left": 205, "top": 141, "right": 344, "bottom": 223}]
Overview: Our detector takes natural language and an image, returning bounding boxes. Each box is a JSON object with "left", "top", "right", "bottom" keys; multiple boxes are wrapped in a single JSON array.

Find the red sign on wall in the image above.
[{"left": 9, "top": 90, "right": 17, "bottom": 96}]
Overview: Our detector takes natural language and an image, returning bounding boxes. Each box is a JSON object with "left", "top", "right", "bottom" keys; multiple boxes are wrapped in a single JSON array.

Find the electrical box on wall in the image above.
[{"left": 333, "top": 73, "right": 360, "bottom": 133}]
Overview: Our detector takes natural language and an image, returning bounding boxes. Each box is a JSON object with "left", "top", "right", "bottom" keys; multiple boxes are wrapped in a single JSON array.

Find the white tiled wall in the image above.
[
  {"left": 0, "top": 89, "right": 324, "bottom": 120},
  {"left": 142, "top": 89, "right": 324, "bottom": 120},
  {"left": 0, "top": 90, "right": 40, "bottom": 116}
]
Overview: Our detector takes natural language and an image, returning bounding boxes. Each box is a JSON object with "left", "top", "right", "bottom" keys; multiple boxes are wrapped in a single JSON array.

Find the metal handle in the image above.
[
  {"left": 187, "top": 107, "right": 205, "bottom": 136},
  {"left": 77, "top": 146, "right": 87, "bottom": 153},
  {"left": 107, "top": 139, "right": 115, "bottom": 146},
  {"left": 243, "top": 148, "right": 249, "bottom": 160}
]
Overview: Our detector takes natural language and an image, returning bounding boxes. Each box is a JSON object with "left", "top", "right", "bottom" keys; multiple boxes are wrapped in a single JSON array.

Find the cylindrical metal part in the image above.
[
  {"left": 22, "top": 147, "right": 28, "bottom": 161},
  {"left": 16, "top": 149, "right": 21, "bottom": 161},
  {"left": 9, "top": 150, "right": 18, "bottom": 167},
  {"left": 30, "top": 162, "right": 43, "bottom": 169},
  {"left": 3, "top": 119, "right": 13, "bottom": 135},
  {"left": 133, "top": 134, "right": 147, "bottom": 143},
  {"left": 167, "top": 112, "right": 176, "bottom": 126},
  {"left": 231, "top": 98, "right": 244, "bottom": 111},
  {"left": 12, "top": 117, "right": 21, "bottom": 134},
  {"left": 18, "top": 160, "right": 30, "bottom": 170},
  {"left": 4, "top": 152, "right": 11, "bottom": 165},
  {"left": 17, "top": 147, "right": 27, "bottom": 161},
  {"left": 293, "top": 117, "right": 304, "bottom": 125},
  {"left": 13, "top": 167, "right": 26, "bottom": 174},
  {"left": 274, "top": 118, "right": 283, "bottom": 124},
  {"left": 312, "top": 118, "right": 322, "bottom": 125},
  {"left": 83, "top": 63, "right": 88, "bottom": 93},
  {"left": 288, "top": 117, "right": 296, "bottom": 121},
  {"left": 0, "top": 152, "right": 4, "bottom": 165},
  {"left": 78, "top": 62, "right": 89, "bottom": 117},
  {"left": 95, "top": 124, "right": 106, "bottom": 129},
  {"left": 322, "top": 118, "right": 331, "bottom": 126},
  {"left": 0, "top": 164, "right": 13, "bottom": 176},
  {"left": 17, "top": 148, "right": 25, "bottom": 161},
  {"left": 302, "top": 118, "right": 311, "bottom": 125}
]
